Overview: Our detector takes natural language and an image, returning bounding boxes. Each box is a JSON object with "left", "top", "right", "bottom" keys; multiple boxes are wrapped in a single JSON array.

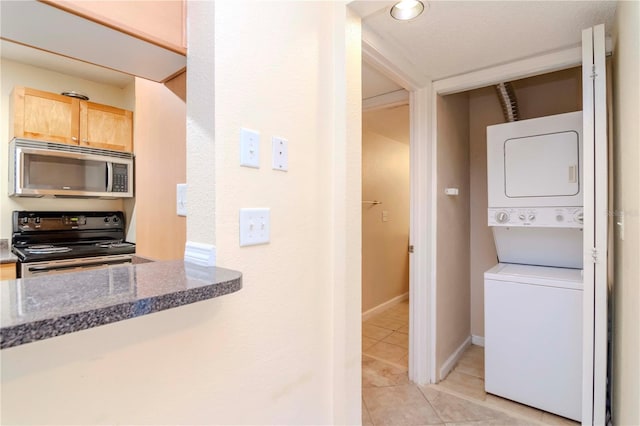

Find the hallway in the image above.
[{"left": 362, "top": 301, "right": 579, "bottom": 425}]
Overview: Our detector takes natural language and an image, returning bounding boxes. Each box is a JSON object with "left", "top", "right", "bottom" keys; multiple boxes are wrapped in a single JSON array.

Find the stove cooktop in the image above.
[
  {"left": 12, "top": 211, "right": 136, "bottom": 263},
  {"left": 12, "top": 242, "right": 136, "bottom": 263}
]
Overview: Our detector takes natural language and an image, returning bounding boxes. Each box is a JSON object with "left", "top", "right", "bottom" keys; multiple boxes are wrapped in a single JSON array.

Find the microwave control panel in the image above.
[{"left": 112, "top": 163, "right": 129, "bottom": 193}]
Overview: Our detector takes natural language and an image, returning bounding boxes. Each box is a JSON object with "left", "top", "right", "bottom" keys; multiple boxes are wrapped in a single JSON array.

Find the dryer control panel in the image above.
[{"left": 488, "top": 207, "right": 584, "bottom": 228}]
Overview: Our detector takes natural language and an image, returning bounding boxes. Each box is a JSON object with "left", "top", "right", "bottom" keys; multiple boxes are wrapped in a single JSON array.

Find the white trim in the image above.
[
  {"left": 471, "top": 335, "right": 485, "bottom": 347},
  {"left": 592, "top": 23, "right": 608, "bottom": 426},
  {"left": 361, "top": 292, "right": 409, "bottom": 322},
  {"left": 409, "top": 86, "right": 433, "bottom": 386},
  {"left": 362, "top": 89, "right": 409, "bottom": 112},
  {"left": 433, "top": 46, "right": 583, "bottom": 96},
  {"left": 581, "top": 26, "right": 596, "bottom": 426},
  {"left": 439, "top": 336, "right": 472, "bottom": 381},
  {"left": 361, "top": 24, "right": 428, "bottom": 91}
]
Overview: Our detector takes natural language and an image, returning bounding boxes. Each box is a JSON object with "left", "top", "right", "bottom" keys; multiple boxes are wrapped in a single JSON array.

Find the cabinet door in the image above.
[
  {"left": 12, "top": 87, "right": 80, "bottom": 144},
  {"left": 0, "top": 263, "right": 17, "bottom": 281},
  {"left": 80, "top": 101, "right": 133, "bottom": 152}
]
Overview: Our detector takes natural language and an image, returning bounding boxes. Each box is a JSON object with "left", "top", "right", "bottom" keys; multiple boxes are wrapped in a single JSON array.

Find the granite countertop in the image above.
[
  {"left": 0, "top": 239, "right": 18, "bottom": 264},
  {"left": 0, "top": 260, "right": 242, "bottom": 349}
]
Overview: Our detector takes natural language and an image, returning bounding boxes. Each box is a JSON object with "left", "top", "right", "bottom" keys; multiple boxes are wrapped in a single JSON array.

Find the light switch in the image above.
[
  {"left": 176, "top": 183, "right": 187, "bottom": 216},
  {"left": 239, "top": 208, "right": 270, "bottom": 246},
  {"left": 240, "top": 128, "right": 260, "bottom": 168},
  {"left": 382, "top": 210, "right": 389, "bottom": 222},
  {"left": 272, "top": 136, "right": 288, "bottom": 171}
]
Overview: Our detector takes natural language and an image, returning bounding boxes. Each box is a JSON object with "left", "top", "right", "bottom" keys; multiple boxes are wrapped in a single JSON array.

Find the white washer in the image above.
[{"left": 484, "top": 263, "right": 583, "bottom": 422}]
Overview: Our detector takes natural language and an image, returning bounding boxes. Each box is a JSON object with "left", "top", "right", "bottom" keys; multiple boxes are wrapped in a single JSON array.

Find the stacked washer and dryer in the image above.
[{"left": 484, "top": 111, "right": 584, "bottom": 422}]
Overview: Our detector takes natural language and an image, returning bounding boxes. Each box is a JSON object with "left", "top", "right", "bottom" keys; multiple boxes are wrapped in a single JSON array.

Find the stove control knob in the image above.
[
  {"left": 34, "top": 217, "right": 41, "bottom": 224},
  {"left": 528, "top": 213, "right": 536, "bottom": 221},
  {"left": 21, "top": 217, "right": 28, "bottom": 224},
  {"left": 104, "top": 217, "right": 110, "bottom": 223},
  {"left": 518, "top": 213, "right": 526, "bottom": 221},
  {"left": 495, "top": 211, "right": 510, "bottom": 224},
  {"left": 112, "top": 216, "right": 120, "bottom": 223}
]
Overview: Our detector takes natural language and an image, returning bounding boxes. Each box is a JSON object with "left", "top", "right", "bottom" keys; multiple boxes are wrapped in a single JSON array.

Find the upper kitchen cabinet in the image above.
[
  {"left": 11, "top": 87, "right": 80, "bottom": 145},
  {"left": 11, "top": 86, "right": 133, "bottom": 152},
  {"left": 81, "top": 102, "right": 133, "bottom": 152},
  {"left": 0, "top": 1, "right": 186, "bottom": 83}
]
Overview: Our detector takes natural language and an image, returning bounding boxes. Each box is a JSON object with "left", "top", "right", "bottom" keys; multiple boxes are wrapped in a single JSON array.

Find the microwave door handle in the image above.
[{"left": 106, "top": 162, "right": 113, "bottom": 192}]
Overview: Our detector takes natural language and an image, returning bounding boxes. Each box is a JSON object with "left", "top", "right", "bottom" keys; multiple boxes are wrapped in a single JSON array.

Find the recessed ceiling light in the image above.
[{"left": 390, "top": 0, "right": 425, "bottom": 21}]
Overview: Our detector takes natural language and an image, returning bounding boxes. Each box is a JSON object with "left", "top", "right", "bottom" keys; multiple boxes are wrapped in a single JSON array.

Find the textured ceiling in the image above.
[{"left": 357, "top": 0, "right": 617, "bottom": 84}]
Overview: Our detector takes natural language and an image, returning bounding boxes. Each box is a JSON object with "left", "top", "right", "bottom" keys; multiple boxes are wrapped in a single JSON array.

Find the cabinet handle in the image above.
[
  {"left": 71, "top": 136, "right": 78, "bottom": 141},
  {"left": 82, "top": 139, "right": 88, "bottom": 143}
]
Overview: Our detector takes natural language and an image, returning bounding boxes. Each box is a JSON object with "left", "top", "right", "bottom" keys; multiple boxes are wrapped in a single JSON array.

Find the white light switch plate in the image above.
[
  {"left": 240, "top": 128, "right": 260, "bottom": 168},
  {"left": 239, "top": 208, "right": 270, "bottom": 246},
  {"left": 176, "top": 183, "right": 187, "bottom": 216},
  {"left": 272, "top": 136, "right": 288, "bottom": 171}
]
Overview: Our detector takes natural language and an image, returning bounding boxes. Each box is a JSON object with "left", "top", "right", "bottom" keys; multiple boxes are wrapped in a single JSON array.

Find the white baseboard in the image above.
[
  {"left": 439, "top": 336, "right": 472, "bottom": 381},
  {"left": 472, "top": 335, "right": 485, "bottom": 347},
  {"left": 362, "top": 292, "right": 409, "bottom": 322}
]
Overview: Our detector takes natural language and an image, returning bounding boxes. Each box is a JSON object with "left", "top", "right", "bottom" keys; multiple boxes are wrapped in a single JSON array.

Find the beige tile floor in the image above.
[{"left": 362, "top": 300, "right": 580, "bottom": 426}]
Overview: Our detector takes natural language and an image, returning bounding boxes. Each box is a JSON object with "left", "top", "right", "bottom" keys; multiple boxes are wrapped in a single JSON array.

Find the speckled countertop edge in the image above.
[
  {"left": 0, "top": 261, "right": 242, "bottom": 349},
  {"left": 0, "top": 239, "right": 18, "bottom": 264}
]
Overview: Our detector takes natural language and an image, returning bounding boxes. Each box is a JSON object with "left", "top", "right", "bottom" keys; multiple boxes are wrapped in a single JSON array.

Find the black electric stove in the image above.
[{"left": 11, "top": 211, "right": 136, "bottom": 277}]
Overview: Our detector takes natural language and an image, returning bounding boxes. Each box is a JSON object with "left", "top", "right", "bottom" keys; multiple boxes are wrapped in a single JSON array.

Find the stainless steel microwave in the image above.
[{"left": 9, "top": 138, "right": 134, "bottom": 198}]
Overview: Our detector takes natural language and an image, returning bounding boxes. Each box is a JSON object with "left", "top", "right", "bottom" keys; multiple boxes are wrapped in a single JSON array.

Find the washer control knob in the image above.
[
  {"left": 495, "top": 211, "right": 510, "bottom": 224},
  {"left": 574, "top": 211, "right": 584, "bottom": 224}
]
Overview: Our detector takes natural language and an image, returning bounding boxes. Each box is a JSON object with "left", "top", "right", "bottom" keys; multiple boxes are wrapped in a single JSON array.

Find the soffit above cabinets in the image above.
[
  {"left": 352, "top": 1, "right": 616, "bottom": 82},
  {"left": 1, "top": 40, "right": 134, "bottom": 89},
  {"left": 1, "top": 1, "right": 186, "bottom": 83}
]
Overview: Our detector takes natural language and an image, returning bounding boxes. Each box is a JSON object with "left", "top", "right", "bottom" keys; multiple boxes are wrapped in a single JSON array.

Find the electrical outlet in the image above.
[
  {"left": 240, "top": 128, "right": 260, "bottom": 168},
  {"left": 272, "top": 136, "right": 288, "bottom": 171},
  {"left": 176, "top": 183, "right": 187, "bottom": 216},
  {"left": 239, "top": 208, "right": 270, "bottom": 246}
]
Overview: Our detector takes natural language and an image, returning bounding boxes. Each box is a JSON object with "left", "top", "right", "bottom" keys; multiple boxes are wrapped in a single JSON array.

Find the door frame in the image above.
[{"left": 363, "top": 30, "right": 587, "bottom": 385}]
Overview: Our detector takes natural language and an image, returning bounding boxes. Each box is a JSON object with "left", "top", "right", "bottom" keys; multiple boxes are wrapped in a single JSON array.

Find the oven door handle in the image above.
[{"left": 27, "top": 259, "right": 131, "bottom": 274}]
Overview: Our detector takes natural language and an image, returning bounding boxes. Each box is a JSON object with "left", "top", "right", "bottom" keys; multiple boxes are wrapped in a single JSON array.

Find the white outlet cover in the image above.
[
  {"left": 239, "top": 208, "right": 270, "bottom": 246},
  {"left": 176, "top": 183, "right": 187, "bottom": 216},
  {"left": 272, "top": 136, "right": 288, "bottom": 171},
  {"left": 240, "top": 128, "right": 260, "bottom": 168}
]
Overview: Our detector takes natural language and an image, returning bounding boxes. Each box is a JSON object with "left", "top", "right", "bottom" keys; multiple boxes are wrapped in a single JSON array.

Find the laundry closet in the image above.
[{"left": 434, "top": 67, "right": 585, "bottom": 420}]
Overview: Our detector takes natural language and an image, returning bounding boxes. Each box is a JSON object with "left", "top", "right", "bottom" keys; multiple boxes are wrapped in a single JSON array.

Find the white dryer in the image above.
[
  {"left": 487, "top": 111, "right": 583, "bottom": 208},
  {"left": 486, "top": 111, "right": 584, "bottom": 269},
  {"left": 485, "top": 263, "right": 583, "bottom": 422}
]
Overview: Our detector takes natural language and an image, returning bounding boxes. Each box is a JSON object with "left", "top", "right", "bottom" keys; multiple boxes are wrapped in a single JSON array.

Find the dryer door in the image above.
[{"left": 504, "top": 131, "right": 580, "bottom": 198}]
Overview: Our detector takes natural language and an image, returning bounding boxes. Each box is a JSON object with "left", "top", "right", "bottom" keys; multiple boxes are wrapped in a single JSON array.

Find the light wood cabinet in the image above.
[
  {"left": 11, "top": 86, "right": 133, "bottom": 152},
  {"left": 81, "top": 102, "right": 133, "bottom": 152},
  {"left": 0, "top": 263, "right": 17, "bottom": 281},
  {"left": 11, "top": 87, "right": 80, "bottom": 145}
]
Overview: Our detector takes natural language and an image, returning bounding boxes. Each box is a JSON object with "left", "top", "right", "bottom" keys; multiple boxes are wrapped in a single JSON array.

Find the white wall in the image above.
[
  {"left": 190, "top": 1, "right": 362, "bottom": 424},
  {"left": 362, "top": 105, "right": 410, "bottom": 313},
  {"left": 612, "top": 2, "right": 640, "bottom": 424},
  {"left": 0, "top": 59, "right": 134, "bottom": 239},
  {"left": 435, "top": 92, "right": 470, "bottom": 375}
]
